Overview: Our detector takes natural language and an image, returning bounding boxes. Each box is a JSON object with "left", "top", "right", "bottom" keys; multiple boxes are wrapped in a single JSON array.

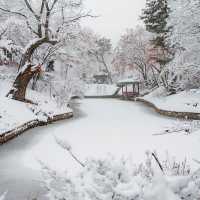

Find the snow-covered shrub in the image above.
[
  {"left": 41, "top": 162, "right": 82, "bottom": 200},
  {"left": 29, "top": 65, "right": 85, "bottom": 108},
  {"left": 162, "top": 156, "right": 190, "bottom": 176},
  {"left": 165, "top": 65, "right": 200, "bottom": 92},
  {"left": 28, "top": 104, "right": 50, "bottom": 122},
  {"left": 42, "top": 155, "right": 150, "bottom": 200},
  {"left": 0, "top": 38, "right": 22, "bottom": 64},
  {"left": 42, "top": 150, "right": 200, "bottom": 200},
  {"left": 41, "top": 73, "right": 84, "bottom": 107},
  {"left": 79, "top": 155, "right": 151, "bottom": 200},
  {"left": 166, "top": 0, "right": 200, "bottom": 92}
]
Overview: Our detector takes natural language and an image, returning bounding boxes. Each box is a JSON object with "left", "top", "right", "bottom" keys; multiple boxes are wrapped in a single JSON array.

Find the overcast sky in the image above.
[{"left": 82, "top": 0, "right": 146, "bottom": 45}]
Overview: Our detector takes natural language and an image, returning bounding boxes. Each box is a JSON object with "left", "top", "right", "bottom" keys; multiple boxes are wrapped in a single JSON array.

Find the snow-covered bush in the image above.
[
  {"left": 32, "top": 68, "right": 85, "bottom": 108},
  {"left": 165, "top": 65, "right": 200, "bottom": 92},
  {"left": 0, "top": 38, "right": 21, "bottom": 64},
  {"left": 41, "top": 162, "right": 81, "bottom": 200},
  {"left": 166, "top": 0, "right": 200, "bottom": 91},
  {"left": 42, "top": 148, "right": 200, "bottom": 200}
]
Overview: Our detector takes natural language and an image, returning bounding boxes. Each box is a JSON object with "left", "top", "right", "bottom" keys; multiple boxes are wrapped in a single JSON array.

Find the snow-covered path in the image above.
[{"left": 0, "top": 99, "right": 200, "bottom": 199}]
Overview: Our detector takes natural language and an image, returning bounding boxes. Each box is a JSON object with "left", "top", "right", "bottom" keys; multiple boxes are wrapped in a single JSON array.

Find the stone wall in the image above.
[
  {"left": 137, "top": 98, "right": 200, "bottom": 120},
  {"left": 0, "top": 112, "right": 73, "bottom": 144}
]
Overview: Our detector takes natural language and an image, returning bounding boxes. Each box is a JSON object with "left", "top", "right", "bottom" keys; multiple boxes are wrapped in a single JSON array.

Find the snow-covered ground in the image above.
[
  {"left": 0, "top": 81, "right": 72, "bottom": 134},
  {"left": 0, "top": 97, "right": 37, "bottom": 133},
  {"left": 0, "top": 99, "right": 200, "bottom": 199},
  {"left": 141, "top": 87, "right": 200, "bottom": 113},
  {"left": 84, "top": 84, "right": 118, "bottom": 96}
]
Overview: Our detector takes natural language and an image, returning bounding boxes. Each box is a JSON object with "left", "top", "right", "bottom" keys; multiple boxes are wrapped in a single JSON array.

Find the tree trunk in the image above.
[
  {"left": 7, "top": 37, "right": 56, "bottom": 101},
  {"left": 7, "top": 64, "right": 41, "bottom": 102},
  {"left": 19, "top": 37, "right": 49, "bottom": 69}
]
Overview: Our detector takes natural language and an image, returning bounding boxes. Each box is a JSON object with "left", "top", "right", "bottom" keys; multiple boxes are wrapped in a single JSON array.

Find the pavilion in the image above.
[{"left": 117, "top": 78, "right": 140, "bottom": 99}]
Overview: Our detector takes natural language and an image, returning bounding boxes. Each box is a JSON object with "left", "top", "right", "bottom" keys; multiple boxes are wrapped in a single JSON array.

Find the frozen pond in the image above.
[{"left": 0, "top": 99, "right": 199, "bottom": 199}]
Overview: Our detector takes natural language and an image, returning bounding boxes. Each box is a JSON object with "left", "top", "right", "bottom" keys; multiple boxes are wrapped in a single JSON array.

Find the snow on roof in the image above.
[{"left": 117, "top": 78, "right": 140, "bottom": 85}]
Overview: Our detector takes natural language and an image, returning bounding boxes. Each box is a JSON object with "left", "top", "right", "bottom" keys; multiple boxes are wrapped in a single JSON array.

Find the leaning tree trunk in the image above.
[
  {"left": 7, "top": 37, "right": 55, "bottom": 102},
  {"left": 7, "top": 64, "right": 41, "bottom": 102}
]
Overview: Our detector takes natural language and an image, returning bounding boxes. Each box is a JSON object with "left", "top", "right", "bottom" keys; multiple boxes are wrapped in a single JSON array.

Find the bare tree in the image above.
[
  {"left": 114, "top": 27, "right": 150, "bottom": 83},
  {"left": 88, "top": 37, "right": 113, "bottom": 84},
  {"left": 0, "top": 0, "right": 92, "bottom": 101}
]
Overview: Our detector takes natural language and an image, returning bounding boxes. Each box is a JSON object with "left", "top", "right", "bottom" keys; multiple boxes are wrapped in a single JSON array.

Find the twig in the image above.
[
  {"left": 152, "top": 152, "right": 164, "bottom": 172},
  {"left": 68, "top": 149, "right": 85, "bottom": 168},
  {"left": 55, "top": 136, "right": 85, "bottom": 168},
  {"left": 153, "top": 128, "right": 189, "bottom": 136}
]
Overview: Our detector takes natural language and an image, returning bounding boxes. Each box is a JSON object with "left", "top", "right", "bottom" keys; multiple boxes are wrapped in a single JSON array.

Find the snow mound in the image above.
[{"left": 142, "top": 87, "right": 200, "bottom": 113}]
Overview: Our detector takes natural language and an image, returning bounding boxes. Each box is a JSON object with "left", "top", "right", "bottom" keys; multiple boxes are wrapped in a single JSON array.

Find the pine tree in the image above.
[{"left": 141, "top": 0, "right": 171, "bottom": 65}]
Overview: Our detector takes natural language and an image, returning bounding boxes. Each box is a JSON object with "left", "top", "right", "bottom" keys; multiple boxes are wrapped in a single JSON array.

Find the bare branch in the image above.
[
  {"left": 56, "top": 12, "right": 96, "bottom": 34},
  {"left": 44, "top": 0, "right": 51, "bottom": 38},
  {"left": 24, "top": 0, "right": 40, "bottom": 20},
  {"left": 0, "top": 7, "right": 27, "bottom": 18},
  {"left": 50, "top": 0, "right": 59, "bottom": 11},
  {"left": 0, "top": 26, "right": 7, "bottom": 39},
  {"left": 152, "top": 152, "right": 164, "bottom": 172},
  {"left": 39, "top": 0, "right": 45, "bottom": 15},
  {"left": 55, "top": 137, "right": 85, "bottom": 168},
  {"left": 26, "top": 21, "right": 39, "bottom": 36}
]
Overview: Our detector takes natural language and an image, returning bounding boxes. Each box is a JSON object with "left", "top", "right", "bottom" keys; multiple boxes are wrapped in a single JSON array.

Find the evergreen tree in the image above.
[
  {"left": 141, "top": 0, "right": 175, "bottom": 91},
  {"left": 141, "top": 0, "right": 169, "bottom": 48},
  {"left": 141, "top": 0, "right": 172, "bottom": 66}
]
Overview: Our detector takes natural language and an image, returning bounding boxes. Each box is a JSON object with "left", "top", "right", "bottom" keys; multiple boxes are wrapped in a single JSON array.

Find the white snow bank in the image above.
[
  {"left": 27, "top": 89, "right": 72, "bottom": 117},
  {"left": 0, "top": 80, "right": 72, "bottom": 134},
  {"left": 141, "top": 87, "right": 200, "bottom": 113},
  {"left": 0, "top": 97, "right": 36, "bottom": 133},
  {"left": 84, "top": 84, "right": 118, "bottom": 96}
]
